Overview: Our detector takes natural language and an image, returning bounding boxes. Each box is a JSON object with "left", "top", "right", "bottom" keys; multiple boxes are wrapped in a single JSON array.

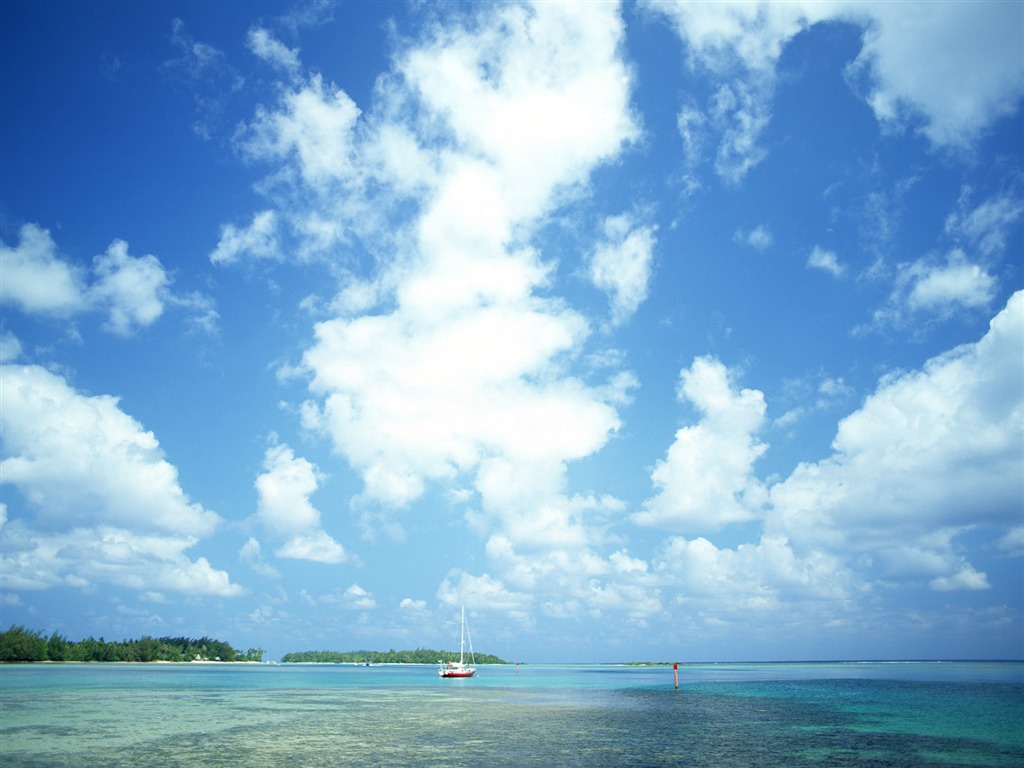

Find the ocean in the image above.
[{"left": 1, "top": 661, "right": 1021, "bottom": 767}]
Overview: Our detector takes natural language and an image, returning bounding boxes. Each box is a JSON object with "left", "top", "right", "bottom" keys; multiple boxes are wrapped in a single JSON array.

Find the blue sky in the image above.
[{"left": 1, "top": 0, "right": 1022, "bottom": 663}]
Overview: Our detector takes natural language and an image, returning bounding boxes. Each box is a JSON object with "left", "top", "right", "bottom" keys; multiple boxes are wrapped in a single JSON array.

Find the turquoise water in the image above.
[{"left": 1, "top": 662, "right": 1021, "bottom": 766}]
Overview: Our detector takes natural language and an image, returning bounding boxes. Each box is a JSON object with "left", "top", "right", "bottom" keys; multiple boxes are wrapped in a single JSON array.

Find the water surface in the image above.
[{"left": 2, "top": 661, "right": 1021, "bottom": 766}]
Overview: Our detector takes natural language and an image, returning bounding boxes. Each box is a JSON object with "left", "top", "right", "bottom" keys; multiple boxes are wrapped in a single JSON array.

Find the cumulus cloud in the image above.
[
  {"left": 770, "top": 291, "right": 1024, "bottom": 589},
  {"left": 647, "top": 1, "right": 1024, "bottom": 181},
  {"left": 0, "top": 331, "right": 23, "bottom": 363},
  {"left": 1, "top": 524, "right": 240, "bottom": 595},
  {"left": 259, "top": 2, "right": 639, "bottom": 527},
  {"left": 655, "top": 534, "right": 851, "bottom": 607},
  {"left": 862, "top": 187, "right": 1017, "bottom": 333},
  {"left": 1, "top": 364, "right": 220, "bottom": 535},
  {"left": 240, "top": 73, "right": 361, "bottom": 195},
  {"left": 210, "top": 210, "right": 281, "bottom": 265},
  {"left": 201, "top": 0, "right": 1022, "bottom": 637},
  {"left": 89, "top": 240, "right": 169, "bottom": 334},
  {"left": 635, "top": 356, "right": 768, "bottom": 533},
  {"left": 0, "top": 223, "right": 86, "bottom": 316},
  {"left": 904, "top": 252, "right": 996, "bottom": 312},
  {"left": 0, "top": 364, "right": 237, "bottom": 595},
  {"left": 588, "top": 212, "right": 656, "bottom": 327},
  {"left": 807, "top": 245, "right": 845, "bottom": 278},
  {"left": 846, "top": 1, "right": 1024, "bottom": 148},
  {"left": 342, "top": 583, "right": 376, "bottom": 609},
  {"left": 321, "top": 583, "right": 376, "bottom": 610},
  {"left": 255, "top": 444, "right": 347, "bottom": 564},
  {"left": 866, "top": 250, "right": 997, "bottom": 332},
  {"left": 438, "top": 570, "right": 533, "bottom": 623},
  {"left": 930, "top": 564, "right": 990, "bottom": 592},
  {"left": 1, "top": 223, "right": 213, "bottom": 335}
]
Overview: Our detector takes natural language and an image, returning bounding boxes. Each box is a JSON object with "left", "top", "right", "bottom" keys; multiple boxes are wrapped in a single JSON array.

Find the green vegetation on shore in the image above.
[
  {"left": 0, "top": 625, "right": 264, "bottom": 663},
  {"left": 281, "top": 649, "right": 507, "bottom": 664}
]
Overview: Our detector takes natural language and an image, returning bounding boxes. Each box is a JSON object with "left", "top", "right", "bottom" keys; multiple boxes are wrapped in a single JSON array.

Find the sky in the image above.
[{"left": 1, "top": 0, "right": 1022, "bottom": 664}]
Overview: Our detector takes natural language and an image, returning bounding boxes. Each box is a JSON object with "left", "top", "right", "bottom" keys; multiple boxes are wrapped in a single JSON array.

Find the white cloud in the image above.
[
  {"left": 239, "top": 536, "right": 280, "bottom": 578},
  {"left": 301, "top": 297, "right": 620, "bottom": 512},
  {"left": 255, "top": 444, "right": 347, "bottom": 564},
  {"left": 1, "top": 223, "right": 87, "bottom": 316},
  {"left": 807, "top": 245, "right": 845, "bottom": 278},
  {"left": 1, "top": 364, "right": 220, "bottom": 535},
  {"left": 240, "top": 74, "right": 361, "bottom": 193},
  {"left": 654, "top": 534, "right": 851, "bottom": 607},
  {"left": 399, "top": 2, "right": 638, "bottom": 221},
  {"left": 930, "top": 565, "right": 990, "bottom": 592},
  {"left": 862, "top": 187, "right": 1014, "bottom": 333},
  {"left": 635, "top": 356, "right": 768, "bottom": 532},
  {"left": 1, "top": 522, "right": 240, "bottom": 595},
  {"left": 586, "top": 580, "right": 662, "bottom": 624},
  {"left": 864, "top": 251, "right": 998, "bottom": 333},
  {"left": 271, "top": 3, "right": 638, "bottom": 527},
  {"left": 769, "top": 291, "right": 1024, "bottom": 589},
  {"left": 346, "top": 583, "right": 375, "bottom": 608},
  {"left": 735, "top": 224, "right": 773, "bottom": 250},
  {"left": 847, "top": 1, "right": 1024, "bottom": 149},
  {"left": 167, "top": 17, "right": 228, "bottom": 78},
  {"left": 0, "top": 332, "right": 23, "bottom": 363},
  {"left": 588, "top": 213, "right": 657, "bottom": 327},
  {"left": 339, "top": 583, "right": 376, "bottom": 610},
  {"left": 58, "top": 530, "right": 241, "bottom": 596},
  {"left": 609, "top": 550, "right": 649, "bottom": 575},
  {"left": 1, "top": 223, "right": 212, "bottom": 335},
  {"left": 247, "top": 27, "right": 301, "bottom": 73},
  {"left": 945, "top": 190, "right": 1024, "bottom": 258},
  {"left": 997, "top": 527, "right": 1024, "bottom": 557},
  {"left": 904, "top": 252, "right": 996, "bottom": 312},
  {"left": 648, "top": 1, "right": 1024, "bottom": 182},
  {"left": 276, "top": 531, "right": 347, "bottom": 564},
  {"left": 89, "top": 240, "right": 169, "bottom": 334},
  {"left": 0, "top": 364, "right": 237, "bottom": 596},
  {"left": 438, "top": 570, "right": 533, "bottom": 624},
  {"left": 219, "top": 0, "right": 638, "bottom": 271},
  {"left": 647, "top": 1, "right": 828, "bottom": 182},
  {"left": 210, "top": 210, "right": 281, "bottom": 265},
  {"left": 164, "top": 18, "right": 244, "bottom": 139},
  {"left": 775, "top": 373, "right": 853, "bottom": 430},
  {"left": 708, "top": 80, "right": 772, "bottom": 183},
  {"left": 279, "top": 0, "right": 334, "bottom": 37}
]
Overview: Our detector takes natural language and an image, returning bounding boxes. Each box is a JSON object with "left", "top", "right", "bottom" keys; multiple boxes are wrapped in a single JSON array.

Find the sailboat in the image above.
[{"left": 438, "top": 606, "right": 476, "bottom": 678}]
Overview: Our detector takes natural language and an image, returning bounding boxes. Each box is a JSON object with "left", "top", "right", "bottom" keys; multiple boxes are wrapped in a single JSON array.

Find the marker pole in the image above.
[{"left": 673, "top": 662, "right": 679, "bottom": 690}]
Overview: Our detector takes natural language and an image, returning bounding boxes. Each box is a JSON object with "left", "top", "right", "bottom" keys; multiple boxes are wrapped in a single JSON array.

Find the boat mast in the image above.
[{"left": 459, "top": 605, "right": 466, "bottom": 664}]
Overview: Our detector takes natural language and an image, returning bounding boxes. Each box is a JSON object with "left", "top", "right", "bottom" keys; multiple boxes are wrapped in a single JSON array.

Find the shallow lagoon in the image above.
[{"left": 2, "top": 661, "right": 1022, "bottom": 767}]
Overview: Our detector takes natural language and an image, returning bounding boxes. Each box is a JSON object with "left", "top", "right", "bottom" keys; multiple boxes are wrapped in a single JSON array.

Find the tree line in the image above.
[
  {"left": 281, "top": 648, "right": 507, "bottom": 664},
  {"left": 0, "top": 625, "right": 264, "bottom": 663}
]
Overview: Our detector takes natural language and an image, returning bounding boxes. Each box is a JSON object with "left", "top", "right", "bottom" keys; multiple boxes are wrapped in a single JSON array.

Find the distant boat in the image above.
[{"left": 438, "top": 606, "right": 476, "bottom": 678}]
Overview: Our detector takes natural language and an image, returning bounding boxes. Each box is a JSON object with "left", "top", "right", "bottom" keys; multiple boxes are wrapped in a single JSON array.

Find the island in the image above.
[
  {"left": 281, "top": 649, "right": 508, "bottom": 664},
  {"left": 0, "top": 625, "right": 264, "bottom": 663}
]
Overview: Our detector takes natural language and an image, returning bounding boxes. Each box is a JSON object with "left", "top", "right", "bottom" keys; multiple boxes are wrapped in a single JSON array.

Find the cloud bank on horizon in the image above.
[{"left": 1, "top": 0, "right": 1021, "bottom": 661}]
